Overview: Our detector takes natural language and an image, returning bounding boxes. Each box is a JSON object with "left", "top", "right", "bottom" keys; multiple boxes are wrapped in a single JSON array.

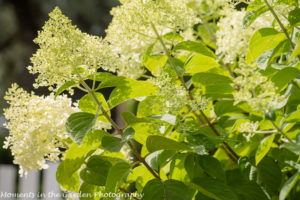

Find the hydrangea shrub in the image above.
[{"left": 3, "top": 0, "right": 300, "bottom": 199}]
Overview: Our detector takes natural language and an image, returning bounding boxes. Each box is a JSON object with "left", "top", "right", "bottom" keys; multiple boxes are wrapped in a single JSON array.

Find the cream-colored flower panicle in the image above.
[
  {"left": 29, "top": 7, "right": 120, "bottom": 90},
  {"left": 216, "top": 9, "right": 273, "bottom": 64},
  {"left": 233, "top": 67, "right": 285, "bottom": 112},
  {"left": 106, "top": 0, "right": 199, "bottom": 78},
  {"left": 3, "top": 84, "right": 77, "bottom": 176}
]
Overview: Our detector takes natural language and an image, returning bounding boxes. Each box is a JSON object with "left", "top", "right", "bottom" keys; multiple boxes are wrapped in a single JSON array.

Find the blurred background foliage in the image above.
[{"left": 0, "top": 0, "right": 119, "bottom": 164}]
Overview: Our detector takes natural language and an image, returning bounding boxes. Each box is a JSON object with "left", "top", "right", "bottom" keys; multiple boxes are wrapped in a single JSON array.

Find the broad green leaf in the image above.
[
  {"left": 55, "top": 80, "right": 76, "bottom": 98},
  {"left": 283, "top": 133, "right": 300, "bottom": 155},
  {"left": 255, "top": 134, "right": 276, "bottom": 165},
  {"left": 256, "top": 156, "right": 282, "bottom": 195},
  {"left": 214, "top": 100, "right": 242, "bottom": 116},
  {"left": 104, "top": 162, "right": 131, "bottom": 200},
  {"left": 79, "top": 92, "right": 110, "bottom": 116},
  {"left": 173, "top": 41, "right": 217, "bottom": 58},
  {"left": 279, "top": 172, "right": 300, "bottom": 200},
  {"left": 80, "top": 156, "right": 113, "bottom": 186},
  {"left": 121, "top": 112, "right": 176, "bottom": 125},
  {"left": 143, "top": 44, "right": 168, "bottom": 75},
  {"left": 79, "top": 183, "right": 102, "bottom": 200},
  {"left": 66, "top": 111, "right": 100, "bottom": 145},
  {"left": 290, "top": 38, "right": 300, "bottom": 61},
  {"left": 109, "top": 81, "right": 157, "bottom": 108},
  {"left": 146, "top": 135, "right": 191, "bottom": 153},
  {"left": 142, "top": 179, "right": 193, "bottom": 200},
  {"left": 163, "top": 32, "right": 184, "bottom": 41},
  {"left": 127, "top": 166, "right": 154, "bottom": 192},
  {"left": 102, "top": 136, "right": 123, "bottom": 152},
  {"left": 88, "top": 72, "right": 130, "bottom": 89},
  {"left": 285, "top": 110, "right": 300, "bottom": 123},
  {"left": 271, "top": 67, "right": 300, "bottom": 91},
  {"left": 226, "top": 169, "right": 269, "bottom": 200},
  {"left": 102, "top": 128, "right": 135, "bottom": 152},
  {"left": 189, "top": 177, "right": 239, "bottom": 200},
  {"left": 184, "top": 53, "right": 219, "bottom": 75},
  {"left": 192, "top": 72, "right": 232, "bottom": 86},
  {"left": 169, "top": 154, "right": 189, "bottom": 181},
  {"left": 288, "top": 8, "right": 300, "bottom": 25},
  {"left": 56, "top": 130, "right": 108, "bottom": 191},
  {"left": 243, "top": 6, "right": 268, "bottom": 28},
  {"left": 256, "top": 49, "right": 273, "bottom": 70},
  {"left": 246, "top": 28, "right": 286, "bottom": 64}
]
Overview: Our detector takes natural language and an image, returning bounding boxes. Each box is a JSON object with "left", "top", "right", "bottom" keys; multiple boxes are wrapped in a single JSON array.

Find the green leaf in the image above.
[
  {"left": 288, "top": 8, "right": 300, "bottom": 26},
  {"left": 185, "top": 154, "right": 225, "bottom": 181},
  {"left": 79, "top": 92, "right": 110, "bottom": 115},
  {"left": 271, "top": 67, "right": 300, "bottom": 91},
  {"left": 214, "top": 100, "right": 242, "bottom": 116},
  {"left": 56, "top": 130, "right": 108, "bottom": 191},
  {"left": 192, "top": 72, "right": 232, "bottom": 86},
  {"left": 88, "top": 72, "right": 130, "bottom": 89},
  {"left": 80, "top": 156, "right": 113, "bottom": 186},
  {"left": 189, "top": 177, "right": 239, "bottom": 200},
  {"left": 109, "top": 81, "right": 157, "bottom": 108},
  {"left": 101, "top": 136, "right": 123, "bottom": 152},
  {"left": 66, "top": 111, "right": 100, "bottom": 145},
  {"left": 279, "top": 172, "right": 300, "bottom": 200},
  {"left": 127, "top": 166, "right": 154, "bottom": 192},
  {"left": 184, "top": 53, "right": 219, "bottom": 75},
  {"left": 173, "top": 41, "right": 217, "bottom": 58},
  {"left": 290, "top": 38, "right": 300, "bottom": 61},
  {"left": 282, "top": 133, "right": 300, "bottom": 155},
  {"left": 255, "top": 134, "right": 276, "bottom": 165},
  {"left": 55, "top": 80, "right": 76, "bottom": 98},
  {"left": 104, "top": 162, "right": 131, "bottom": 200},
  {"left": 243, "top": 6, "right": 268, "bottom": 28},
  {"left": 256, "top": 49, "right": 273, "bottom": 70},
  {"left": 285, "top": 110, "right": 300, "bottom": 123},
  {"left": 142, "top": 44, "right": 168, "bottom": 75},
  {"left": 79, "top": 183, "right": 102, "bottom": 200},
  {"left": 246, "top": 28, "right": 286, "bottom": 64},
  {"left": 163, "top": 32, "right": 184, "bottom": 41},
  {"left": 101, "top": 128, "right": 135, "bottom": 152},
  {"left": 226, "top": 169, "right": 269, "bottom": 200},
  {"left": 256, "top": 156, "right": 282, "bottom": 195},
  {"left": 142, "top": 179, "right": 193, "bottom": 200},
  {"left": 146, "top": 135, "right": 191, "bottom": 153},
  {"left": 121, "top": 112, "right": 176, "bottom": 125}
]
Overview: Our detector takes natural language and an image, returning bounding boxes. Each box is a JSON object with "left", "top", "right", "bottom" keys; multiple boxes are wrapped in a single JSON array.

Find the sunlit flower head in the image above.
[{"left": 29, "top": 7, "right": 120, "bottom": 90}]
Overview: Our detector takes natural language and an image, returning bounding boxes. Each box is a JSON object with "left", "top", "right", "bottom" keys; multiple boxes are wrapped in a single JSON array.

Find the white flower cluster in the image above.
[
  {"left": 29, "top": 7, "right": 120, "bottom": 90},
  {"left": 238, "top": 121, "right": 259, "bottom": 141},
  {"left": 3, "top": 84, "right": 78, "bottom": 175},
  {"left": 216, "top": 8, "right": 273, "bottom": 64},
  {"left": 150, "top": 72, "right": 207, "bottom": 114},
  {"left": 106, "top": 0, "right": 199, "bottom": 78},
  {"left": 233, "top": 67, "right": 285, "bottom": 112}
]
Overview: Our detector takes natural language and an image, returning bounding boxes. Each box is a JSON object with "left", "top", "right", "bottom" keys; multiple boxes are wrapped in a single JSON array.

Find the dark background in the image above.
[{"left": 0, "top": 0, "right": 119, "bottom": 164}]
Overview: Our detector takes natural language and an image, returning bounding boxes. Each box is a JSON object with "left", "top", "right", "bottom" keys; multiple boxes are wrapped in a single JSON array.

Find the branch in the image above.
[{"left": 151, "top": 23, "right": 239, "bottom": 163}]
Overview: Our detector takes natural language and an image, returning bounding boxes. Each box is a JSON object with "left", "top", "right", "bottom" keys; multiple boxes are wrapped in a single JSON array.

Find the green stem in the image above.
[
  {"left": 151, "top": 23, "right": 239, "bottom": 163},
  {"left": 263, "top": 0, "right": 295, "bottom": 49},
  {"left": 73, "top": 66, "right": 161, "bottom": 179}
]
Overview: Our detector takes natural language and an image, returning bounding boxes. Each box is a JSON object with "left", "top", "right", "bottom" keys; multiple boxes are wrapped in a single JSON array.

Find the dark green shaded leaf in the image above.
[{"left": 66, "top": 112, "right": 99, "bottom": 145}]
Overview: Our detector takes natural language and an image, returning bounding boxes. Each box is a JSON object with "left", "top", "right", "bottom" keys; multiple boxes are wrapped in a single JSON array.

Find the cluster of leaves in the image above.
[{"left": 11, "top": 0, "right": 300, "bottom": 199}]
